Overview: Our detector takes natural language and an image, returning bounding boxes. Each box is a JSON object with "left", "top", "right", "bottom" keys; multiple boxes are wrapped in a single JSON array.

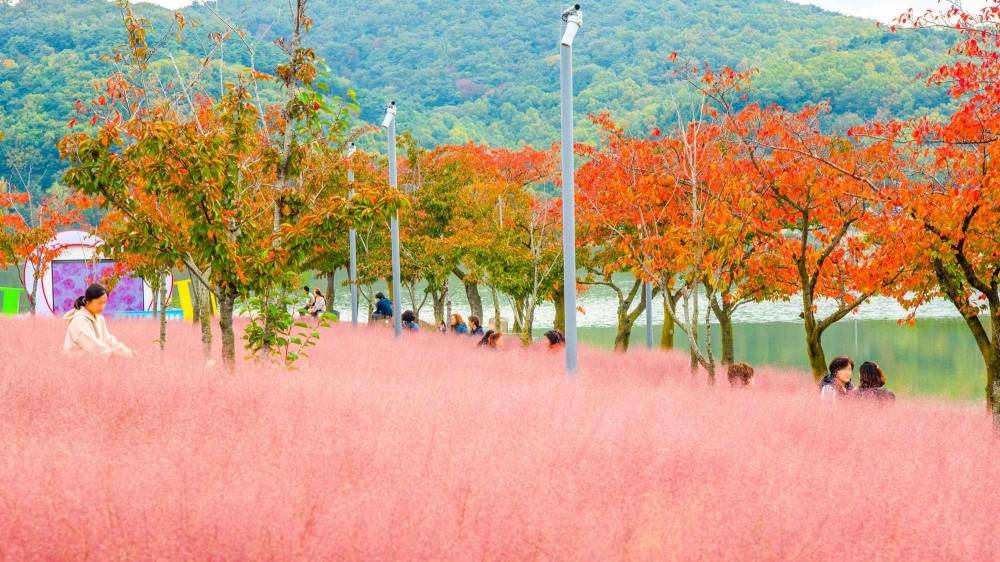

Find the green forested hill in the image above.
[{"left": 0, "top": 0, "right": 954, "bottom": 189}]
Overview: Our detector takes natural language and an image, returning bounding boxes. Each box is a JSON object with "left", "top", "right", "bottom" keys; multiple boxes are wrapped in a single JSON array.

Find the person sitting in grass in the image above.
[
  {"left": 450, "top": 313, "right": 469, "bottom": 335},
  {"left": 63, "top": 284, "right": 135, "bottom": 358},
  {"left": 309, "top": 289, "right": 326, "bottom": 318},
  {"left": 486, "top": 331, "right": 503, "bottom": 349},
  {"left": 478, "top": 329, "right": 497, "bottom": 348},
  {"left": 857, "top": 361, "right": 896, "bottom": 402},
  {"left": 544, "top": 329, "right": 565, "bottom": 350},
  {"left": 468, "top": 315, "right": 485, "bottom": 337},
  {"left": 373, "top": 292, "right": 393, "bottom": 321},
  {"left": 820, "top": 356, "right": 855, "bottom": 400},
  {"left": 401, "top": 310, "right": 420, "bottom": 331},
  {"left": 300, "top": 286, "right": 314, "bottom": 316},
  {"left": 727, "top": 363, "right": 755, "bottom": 388}
]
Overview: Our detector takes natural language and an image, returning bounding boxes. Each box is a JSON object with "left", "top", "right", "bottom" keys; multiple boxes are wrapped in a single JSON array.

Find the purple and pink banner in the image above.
[{"left": 50, "top": 261, "right": 145, "bottom": 314}]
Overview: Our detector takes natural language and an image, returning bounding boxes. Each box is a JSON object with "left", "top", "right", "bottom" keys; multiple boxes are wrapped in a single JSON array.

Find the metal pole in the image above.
[
  {"left": 348, "top": 164, "right": 359, "bottom": 327},
  {"left": 560, "top": 20, "right": 577, "bottom": 375},
  {"left": 388, "top": 118, "right": 403, "bottom": 337},
  {"left": 645, "top": 281, "right": 653, "bottom": 349}
]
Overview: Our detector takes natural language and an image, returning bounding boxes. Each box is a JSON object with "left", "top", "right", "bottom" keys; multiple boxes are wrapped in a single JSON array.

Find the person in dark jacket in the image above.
[
  {"left": 468, "top": 316, "right": 485, "bottom": 337},
  {"left": 857, "top": 361, "right": 896, "bottom": 402},
  {"left": 373, "top": 292, "right": 393, "bottom": 320},
  {"left": 544, "top": 329, "right": 565, "bottom": 350},
  {"left": 820, "top": 356, "right": 855, "bottom": 400}
]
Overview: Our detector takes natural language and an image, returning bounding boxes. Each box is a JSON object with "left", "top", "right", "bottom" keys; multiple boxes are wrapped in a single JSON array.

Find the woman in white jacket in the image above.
[{"left": 63, "top": 284, "right": 135, "bottom": 357}]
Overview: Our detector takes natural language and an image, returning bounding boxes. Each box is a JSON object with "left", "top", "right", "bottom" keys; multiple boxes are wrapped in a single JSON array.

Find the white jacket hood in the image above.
[{"left": 63, "top": 308, "right": 86, "bottom": 321}]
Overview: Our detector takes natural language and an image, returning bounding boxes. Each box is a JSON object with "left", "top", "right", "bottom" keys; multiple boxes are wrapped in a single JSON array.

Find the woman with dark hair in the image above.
[
  {"left": 820, "top": 356, "right": 855, "bottom": 400},
  {"left": 468, "top": 316, "right": 484, "bottom": 337},
  {"left": 401, "top": 310, "right": 420, "bottom": 331},
  {"left": 62, "top": 284, "right": 134, "bottom": 357},
  {"left": 544, "top": 329, "right": 565, "bottom": 350},
  {"left": 486, "top": 331, "right": 503, "bottom": 349},
  {"left": 858, "top": 361, "right": 896, "bottom": 402},
  {"left": 309, "top": 289, "right": 326, "bottom": 318}
]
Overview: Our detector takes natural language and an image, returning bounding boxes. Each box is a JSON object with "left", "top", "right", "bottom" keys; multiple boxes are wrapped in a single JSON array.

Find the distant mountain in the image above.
[{"left": 0, "top": 0, "right": 955, "bottom": 189}]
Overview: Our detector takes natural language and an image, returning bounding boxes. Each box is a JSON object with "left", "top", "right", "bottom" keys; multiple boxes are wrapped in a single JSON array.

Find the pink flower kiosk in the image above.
[{"left": 22, "top": 230, "right": 173, "bottom": 318}]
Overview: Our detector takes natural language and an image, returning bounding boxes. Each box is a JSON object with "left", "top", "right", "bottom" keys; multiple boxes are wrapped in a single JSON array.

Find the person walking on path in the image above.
[
  {"left": 62, "top": 284, "right": 135, "bottom": 358},
  {"left": 857, "top": 361, "right": 896, "bottom": 402},
  {"left": 820, "top": 356, "right": 855, "bottom": 400}
]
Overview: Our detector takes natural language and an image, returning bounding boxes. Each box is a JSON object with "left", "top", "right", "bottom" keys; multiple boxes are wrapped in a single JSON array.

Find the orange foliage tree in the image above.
[
  {"left": 849, "top": 1, "right": 1000, "bottom": 414},
  {"left": 59, "top": 0, "right": 397, "bottom": 365},
  {"left": 0, "top": 180, "right": 87, "bottom": 315}
]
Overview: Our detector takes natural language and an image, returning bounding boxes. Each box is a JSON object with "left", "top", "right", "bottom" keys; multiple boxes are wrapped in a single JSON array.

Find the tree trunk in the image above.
[
  {"left": 805, "top": 329, "right": 827, "bottom": 382},
  {"left": 934, "top": 259, "right": 1000, "bottom": 416},
  {"left": 718, "top": 312, "right": 734, "bottom": 366},
  {"left": 28, "top": 272, "right": 39, "bottom": 316},
  {"left": 490, "top": 285, "right": 502, "bottom": 332},
  {"left": 218, "top": 291, "right": 237, "bottom": 369},
  {"left": 325, "top": 271, "right": 336, "bottom": 310},
  {"left": 553, "top": 284, "right": 565, "bottom": 334},
  {"left": 520, "top": 302, "right": 535, "bottom": 345},
  {"left": 431, "top": 286, "right": 447, "bottom": 325},
  {"left": 158, "top": 274, "right": 167, "bottom": 350},
  {"left": 992, "top": 378, "right": 1000, "bottom": 431},
  {"left": 614, "top": 318, "right": 632, "bottom": 352},
  {"left": 661, "top": 292, "right": 675, "bottom": 350},
  {"left": 190, "top": 276, "right": 201, "bottom": 324},
  {"left": 463, "top": 278, "right": 483, "bottom": 321},
  {"left": 196, "top": 279, "right": 213, "bottom": 358}
]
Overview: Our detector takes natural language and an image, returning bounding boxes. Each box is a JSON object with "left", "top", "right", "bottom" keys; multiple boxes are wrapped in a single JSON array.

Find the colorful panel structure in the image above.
[{"left": 50, "top": 261, "right": 145, "bottom": 314}]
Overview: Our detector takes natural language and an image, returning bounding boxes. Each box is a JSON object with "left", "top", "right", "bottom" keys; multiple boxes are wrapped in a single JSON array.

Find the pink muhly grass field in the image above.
[{"left": 0, "top": 317, "right": 997, "bottom": 560}]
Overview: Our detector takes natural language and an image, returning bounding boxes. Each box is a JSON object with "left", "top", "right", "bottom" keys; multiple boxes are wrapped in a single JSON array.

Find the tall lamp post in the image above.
[
  {"left": 347, "top": 142, "right": 359, "bottom": 326},
  {"left": 383, "top": 101, "right": 403, "bottom": 337},
  {"left": 560, "top": 4, "right": 582, "bottom": 375}
]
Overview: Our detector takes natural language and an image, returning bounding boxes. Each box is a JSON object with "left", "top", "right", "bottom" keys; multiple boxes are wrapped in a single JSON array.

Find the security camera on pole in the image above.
[
  {"left": 347, "top": 142, "right": 359, "bottom": 327},
  {"left": 383, "top": 101, "right": 403, "bottom": 337},
  {"left": 560, "top": 5, "right": 582, "bottom": 375}
]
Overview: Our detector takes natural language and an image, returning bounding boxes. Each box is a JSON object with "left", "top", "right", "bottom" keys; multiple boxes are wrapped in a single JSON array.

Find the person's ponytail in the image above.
[{"left": 74, "top": 284, "right": 108, "bottom": 311}]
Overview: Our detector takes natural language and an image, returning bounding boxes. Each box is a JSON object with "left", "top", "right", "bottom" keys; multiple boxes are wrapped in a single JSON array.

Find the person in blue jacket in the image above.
[
  {"left": 450, "top": 313, "right": 469, "bottom": 335},
  {"left": 373, "top": 292, "right": 393, "bottom": 320}
]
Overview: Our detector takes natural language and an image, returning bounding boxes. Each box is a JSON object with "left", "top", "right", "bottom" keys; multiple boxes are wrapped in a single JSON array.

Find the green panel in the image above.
[{"left": 0, "top": 287, "right": 24, "bottom": 315}]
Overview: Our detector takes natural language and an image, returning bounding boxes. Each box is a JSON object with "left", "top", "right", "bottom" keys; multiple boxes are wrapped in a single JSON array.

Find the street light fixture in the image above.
[
  {"left": 561, "top": 4, "right": 582, "bottom": 47},
  {"left": 347, "top": 142, "right": 359, "bottom": 327},
  {"left": 560, "top": 4, "right": 582, "bottom": 375},
  {"left": 382, "top": 101, "right": 403, "bottom": 337}
]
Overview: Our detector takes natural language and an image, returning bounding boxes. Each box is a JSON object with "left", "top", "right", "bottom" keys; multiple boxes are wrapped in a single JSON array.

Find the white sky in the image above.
[
  {"left": 787, "top": 0, "right": 990, "bottom": 21},
  {"left": 138, "top": 0, "right": 990, "bottom": 21}
]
